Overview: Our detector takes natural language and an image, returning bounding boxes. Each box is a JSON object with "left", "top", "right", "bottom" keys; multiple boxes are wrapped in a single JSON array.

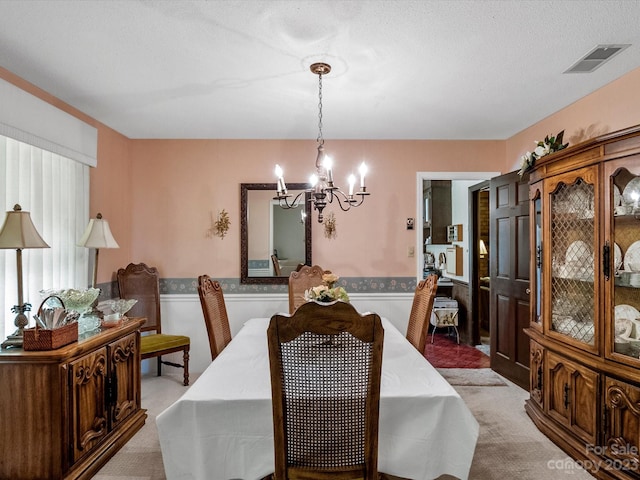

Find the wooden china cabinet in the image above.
[
  {"left": 0, "top": 318, "right": 146, "bottom": 480},
  {"left": 525, "top": 124, "right": 640, "bottom": 479}
]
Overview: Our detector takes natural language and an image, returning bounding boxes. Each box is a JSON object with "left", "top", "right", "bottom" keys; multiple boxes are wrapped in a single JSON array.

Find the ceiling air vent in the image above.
[{"left": 564, "top": 44, "right": 630, "bottom": 73}]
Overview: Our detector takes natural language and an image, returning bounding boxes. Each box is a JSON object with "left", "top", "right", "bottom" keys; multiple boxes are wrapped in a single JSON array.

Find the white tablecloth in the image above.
[{"left": 157, "top": 317, "right": 479, "bottom": 480}]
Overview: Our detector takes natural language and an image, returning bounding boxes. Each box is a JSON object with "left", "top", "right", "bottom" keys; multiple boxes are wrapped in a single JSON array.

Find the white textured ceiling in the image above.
[{"left": 0, "top": 0, "right": 639, "bottom": 140}]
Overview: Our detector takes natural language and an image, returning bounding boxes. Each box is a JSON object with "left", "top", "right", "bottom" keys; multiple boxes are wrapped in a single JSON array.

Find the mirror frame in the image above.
[{"left": 240, "top": 182, "right": 312, "bottom": 284}]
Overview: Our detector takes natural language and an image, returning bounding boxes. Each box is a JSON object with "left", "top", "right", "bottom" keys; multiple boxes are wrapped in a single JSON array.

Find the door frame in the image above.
[
  {"left": 415, "top": 172, "right": 500, "bottom": 283},
  {"left": 468, "top": 180, "right": 490, "bottom": 346}
]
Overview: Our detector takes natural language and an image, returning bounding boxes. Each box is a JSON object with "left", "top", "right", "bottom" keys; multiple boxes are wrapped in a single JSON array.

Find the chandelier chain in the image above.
[
  {"left": 274, "top": 62, "right": 370, "bottom": 223},
  {"left": 317, "top": 72, "right": 324, "bottom": 146}
]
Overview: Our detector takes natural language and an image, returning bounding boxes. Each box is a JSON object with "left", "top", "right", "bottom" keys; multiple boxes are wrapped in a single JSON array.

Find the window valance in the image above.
[{"left": 0, "top": 78, "right": 97, "bottom": 167}]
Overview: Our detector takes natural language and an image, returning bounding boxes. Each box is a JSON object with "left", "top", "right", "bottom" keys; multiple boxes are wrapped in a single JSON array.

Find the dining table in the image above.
[{"left": 157, "top": 316, "right": 479, "bottom": 480}]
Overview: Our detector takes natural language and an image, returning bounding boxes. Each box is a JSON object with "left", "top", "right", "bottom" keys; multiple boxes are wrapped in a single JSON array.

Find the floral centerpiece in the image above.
[
  {"left": 304, "top": 273, "right": 350, "bottom": 303},
  {"left": 518, "top": 130, "right": 568, "bottom": 177}
]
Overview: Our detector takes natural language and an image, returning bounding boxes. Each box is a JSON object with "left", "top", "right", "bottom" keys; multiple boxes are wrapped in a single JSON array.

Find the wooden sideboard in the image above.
[{"left": 0, "top": 318, "right": 147, "bottom": 480}]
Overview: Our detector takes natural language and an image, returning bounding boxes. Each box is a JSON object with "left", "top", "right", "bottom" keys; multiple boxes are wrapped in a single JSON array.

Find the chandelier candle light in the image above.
[{"left": 274, "top": 62, "right": 370, "bottom": 223}]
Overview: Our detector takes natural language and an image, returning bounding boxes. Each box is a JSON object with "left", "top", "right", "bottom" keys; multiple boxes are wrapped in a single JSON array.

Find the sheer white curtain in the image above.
[{"left": 0, "top": 135, "right": 89, "bottom": 338}]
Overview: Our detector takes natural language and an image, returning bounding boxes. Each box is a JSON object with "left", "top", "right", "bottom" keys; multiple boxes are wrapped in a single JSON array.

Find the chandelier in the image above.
[{"left": 274, "top": 62, "right": 370, "bottom": 223}]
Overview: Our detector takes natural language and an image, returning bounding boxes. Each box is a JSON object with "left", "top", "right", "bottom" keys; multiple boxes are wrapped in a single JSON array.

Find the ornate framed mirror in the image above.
[{"left": 240, "top": 183, "right": 312, "bottom": 284}]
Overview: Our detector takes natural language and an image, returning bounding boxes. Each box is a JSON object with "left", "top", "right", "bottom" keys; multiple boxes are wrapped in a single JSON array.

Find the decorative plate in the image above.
[
  {"left": 615, "top": 304, "right": 640, "bottom": 339},
  {"left": 615, "top": 242, "right": 623, "bottom": 272},
  {"left": 614, "top": 184, "right": 622, "bottom": 207},
  {"left": 615, "top": 317, "right": 633, "bottom": 339},
  {"left": 565, "top": 240, "right": 591, "bottom": 265},
  {"left": 624, "top": 240, "right": 640, "bottom": 272},
  {"left": 622, "top": 177, "right": 640, "bottom": 206}
]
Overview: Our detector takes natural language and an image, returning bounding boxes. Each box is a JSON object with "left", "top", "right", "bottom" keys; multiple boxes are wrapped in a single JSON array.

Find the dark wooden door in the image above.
[{"left": 489, "top": 170, "right": 530, "bottom": 388}]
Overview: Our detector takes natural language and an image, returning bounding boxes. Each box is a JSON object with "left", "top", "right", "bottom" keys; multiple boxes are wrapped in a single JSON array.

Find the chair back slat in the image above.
[
  {"left": 406, "top": 274, "right": 438, "bottom": 353},
  {"left": 268, "top": 301, "right": 383, "bottom": 479},
  {"left": 197, "top": 275, "right": 232, "bottom": 360}
]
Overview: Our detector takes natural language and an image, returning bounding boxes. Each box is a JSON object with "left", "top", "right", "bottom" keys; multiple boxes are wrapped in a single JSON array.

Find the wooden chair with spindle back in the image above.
[
  {"left": 117, "top": 262, "right": 190, "bottom": 385},
  {"left": 268, "top": 301, "right": 384, "bottom": 480},
  {"left": 271, "top": 254, "right": 282, "bottom": 276},
  {"left": 287, "top": 264, "right": 331, "bottom": 314},
  {"left": 406, "top": 274, "right": 438, "bottom": 354},
  {"left": 197, "top": 275, "right": 232, "bottom": 361}
]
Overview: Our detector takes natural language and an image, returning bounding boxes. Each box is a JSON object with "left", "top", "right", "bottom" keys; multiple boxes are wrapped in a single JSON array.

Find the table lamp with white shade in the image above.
[
  {"left": 0, "top": 204, "right": 50, "bottom": 348},
  {"left": 78, "top": 213, "right": 119, "bottom": 289}
]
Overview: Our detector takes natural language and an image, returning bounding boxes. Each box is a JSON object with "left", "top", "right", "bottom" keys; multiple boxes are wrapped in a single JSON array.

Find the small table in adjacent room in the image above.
[{"left": 430, "top": 297, "right": 460, "bottom": 344}]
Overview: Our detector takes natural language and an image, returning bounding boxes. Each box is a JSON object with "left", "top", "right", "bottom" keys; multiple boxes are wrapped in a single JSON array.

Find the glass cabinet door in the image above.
[
  {"left": 609, "top": 161, "right": 640, "bottom": 363},
  {"left": 547, "top": 169, "right": 597, "bottom": 349}
]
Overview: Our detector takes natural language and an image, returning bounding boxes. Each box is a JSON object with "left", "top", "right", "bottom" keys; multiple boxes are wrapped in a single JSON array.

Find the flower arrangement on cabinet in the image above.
[
  {"left": 304, "top": 273, "right": 350, "bottom": 303},
  {"left": 518, "top": 130, "right": 569, "bottom": 177}
]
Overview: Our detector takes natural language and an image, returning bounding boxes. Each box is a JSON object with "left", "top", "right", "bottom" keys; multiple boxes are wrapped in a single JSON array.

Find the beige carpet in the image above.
[
  {"left": 437, "top": 368, "right": 507, "bottom": 386},
  {"left": 95, "top": 372, "right": 595, "bottom": 480}
]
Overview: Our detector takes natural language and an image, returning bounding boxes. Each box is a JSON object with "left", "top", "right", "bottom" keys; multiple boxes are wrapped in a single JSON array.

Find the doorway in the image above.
[
  {"left": 469, "top": 181, "right": 490, "bottom": 349},
  {"left": 416, "top": 171, "right": 499, "bottom": 347}
]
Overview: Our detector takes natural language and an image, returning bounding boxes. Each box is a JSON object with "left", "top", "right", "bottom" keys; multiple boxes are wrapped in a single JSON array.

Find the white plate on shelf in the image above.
[
  {"left": 615, "top": 317, "right": 633, "bottom": 339},
  {"left": 615, "top": 304, "right": 640, "bottom": 339},
  {"left": 622, "top": 177, "right": 640, "bottom": 206},
  {"left": 614, "top": 184, "right": 622, "bottom": 207},
  {"left": 565, "top": 240, "right": 591, "bottom": 264},
  {"left": 624, "top": 240, "right": 640, "bottom": 272},
  {"left": 615, "top": 242, "right": 623, "bottom": 272}
]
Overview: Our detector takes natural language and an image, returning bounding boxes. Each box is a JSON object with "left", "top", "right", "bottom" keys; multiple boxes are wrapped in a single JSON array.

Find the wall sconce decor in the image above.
[
  {"left": 0, "top": 204, "right": 50, "bottom": 348},
  {"left": 274, "top": 63, "right": 370, "bottom": 223},
  {"left": 78, "top": 213, "right": 120, "bottom": 288},
  {"left": 324, "top": 211, "right": 337, "bottom": 239},
  {"left": 206, "top": 209, "right": 230, "bottom": 239}
]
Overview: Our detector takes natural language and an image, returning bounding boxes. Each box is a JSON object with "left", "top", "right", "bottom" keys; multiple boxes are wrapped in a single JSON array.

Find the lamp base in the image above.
[
  {"left": 1, "top": 310, "right": 29, "bottom": 349},
  {"left": 1, "top": 331, "right": 24, "bottom": 349}
]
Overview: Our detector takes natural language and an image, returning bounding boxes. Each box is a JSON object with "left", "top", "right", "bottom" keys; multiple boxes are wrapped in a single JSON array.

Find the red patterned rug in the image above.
[{"left": 424, "top": 333, "right": 490, "bottom": 368}]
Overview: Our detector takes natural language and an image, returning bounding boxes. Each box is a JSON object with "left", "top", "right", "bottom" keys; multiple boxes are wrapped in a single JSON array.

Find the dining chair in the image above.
[
  {"left": 267, "top": 301, "right": 384, "bottom": 480},
  {"left": 197, "top": 275, "right": 232, "bottom": 361},
  {"left": 271, "top": 254, "right": 282, "bottom": 276},
  {"left": 406, "top": 274, "right": 438, "bottom": 354},
  {"left": 117, "top": 262, "right": 190, "bottom": 386},
  {"left": 288, "top": 264, "right": 330, "bottom": 313}
]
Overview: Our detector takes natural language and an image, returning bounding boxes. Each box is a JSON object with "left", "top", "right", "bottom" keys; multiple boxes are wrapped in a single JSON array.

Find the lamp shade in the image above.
[
  {"left": 78, "top": 213, "right": 119, "bottom": 249},
  {"left": 479, "top": 239, "right": 488, "bottom": 256},
  {"left": 0, "top": 204, "right": 49, "bottom": 249}
]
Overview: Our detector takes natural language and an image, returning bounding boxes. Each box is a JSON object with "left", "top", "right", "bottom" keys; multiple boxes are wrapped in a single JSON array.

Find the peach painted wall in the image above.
[
  {"left": 0, "top": 67, "right": 133, "bottom": 285},
  {"left": 4, "top": 62, "right": 640, "bottom": 282},
  {"left": 127, "top": 139, "right": 504, "bottom": 278},
  {"left": 506, "top": 66, "right": 640, "bottom": 172}
]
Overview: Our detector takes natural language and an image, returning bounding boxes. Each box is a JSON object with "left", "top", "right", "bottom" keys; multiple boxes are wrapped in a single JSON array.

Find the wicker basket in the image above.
[{"left": 23, "top": 296, "right": 79, "bottom": 351}]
